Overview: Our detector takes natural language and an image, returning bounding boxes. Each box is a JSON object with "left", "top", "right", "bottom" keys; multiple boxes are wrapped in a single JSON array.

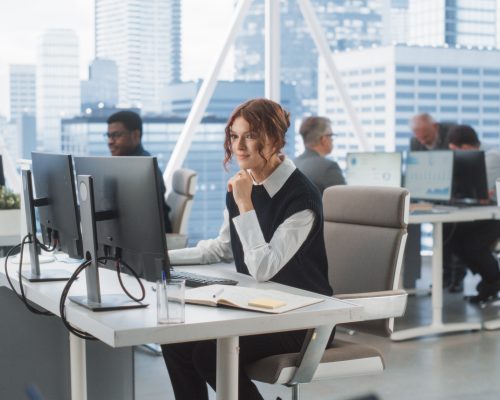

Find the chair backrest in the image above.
[
  {"left": 166, "top": 168, "right": 197, "bottom": 234},
  {"left": 323, "top": 185, "right": 409, "bottom": 336}
]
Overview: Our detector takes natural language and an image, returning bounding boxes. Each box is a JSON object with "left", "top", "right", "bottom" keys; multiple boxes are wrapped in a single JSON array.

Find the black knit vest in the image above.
[{"left": 226, "top": 169, "right": 333, "bottom": 296}]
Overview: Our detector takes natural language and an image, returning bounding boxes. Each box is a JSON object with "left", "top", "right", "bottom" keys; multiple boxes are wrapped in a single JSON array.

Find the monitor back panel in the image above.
[
  {"left": 31, "top": 152, "right": 82, "bottom": 258},
  {"left": 74, "top": 156, "right": 168, "bottom": 281}
]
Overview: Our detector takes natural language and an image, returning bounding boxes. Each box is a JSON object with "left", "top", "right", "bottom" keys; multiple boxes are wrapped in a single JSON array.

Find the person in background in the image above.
[
  {"left": 161, "top": 98, "right": 333, "bottom": 400},
  {"left": 410, "top": 113, "right": 454, "bottom": 151},
  {"left": 106, "top": 110, "right": 172, "bottom": 233},
  {"left": 448, "top": 124, "right": 500, "bottom": 202},
  {"left": 294, "top": 116, "right": 345, "bottom": 193},
  {"left": 408, "top": 113, "right": 466, "bottom": 292},
  {"left": 446, "top": 124, "right": 500, "bottom": 303}
]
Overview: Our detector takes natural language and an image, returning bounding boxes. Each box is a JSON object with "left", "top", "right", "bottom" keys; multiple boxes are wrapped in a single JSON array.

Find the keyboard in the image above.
[{"left": 169, "top": 270, "right": 238, "bottom": 288}]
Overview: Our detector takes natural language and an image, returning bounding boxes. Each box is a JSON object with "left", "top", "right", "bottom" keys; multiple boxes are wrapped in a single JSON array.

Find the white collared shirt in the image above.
[{"left": 168, "top": 157, "right": 315, "bottom": 282}]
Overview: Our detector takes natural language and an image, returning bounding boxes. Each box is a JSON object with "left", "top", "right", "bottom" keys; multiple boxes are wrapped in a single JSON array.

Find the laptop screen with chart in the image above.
[
  {"left": 346, "top": 152, "right": 402, "bottom": 187},
  {"left": 404, "top": 151, "right": 454, "bottom": 202}
]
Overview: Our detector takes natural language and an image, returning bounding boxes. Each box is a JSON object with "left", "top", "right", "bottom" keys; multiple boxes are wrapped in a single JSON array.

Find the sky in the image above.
[{"left": 0, "top": 0, "right": 235, "bottom": 118}]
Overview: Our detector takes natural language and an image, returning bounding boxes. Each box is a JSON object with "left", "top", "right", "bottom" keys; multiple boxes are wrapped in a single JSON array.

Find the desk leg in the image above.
[
  {"left": 392, "top": 222, "right": 481, "bottom": 341},
  {"left": 216, "top": 336, "right": 239, "bottom": 400},
  {"left": 70, "top": 333, "right": 87, "bottom": 400}
]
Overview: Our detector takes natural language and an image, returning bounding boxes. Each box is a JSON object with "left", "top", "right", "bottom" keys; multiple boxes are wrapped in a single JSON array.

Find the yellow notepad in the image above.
[{"left": 248, "top": 298, "right": 286, "bottom": 309}]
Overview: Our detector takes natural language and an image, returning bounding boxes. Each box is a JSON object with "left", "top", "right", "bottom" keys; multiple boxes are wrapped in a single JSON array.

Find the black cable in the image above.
[
  {"left": 3, "top": 234, "right": 52, "bottom": 316},
  {"left": 59, "top": 259, "right": 97, "bottom": 340},
  {"left": 105, "top": 257, "right": 146, "bottom": 303},
  {"left": 58, "top": 256, "right": 146, "bottom": 341},
  {"left": 36, "top": 234, "right": 57, "bottom": 253}
]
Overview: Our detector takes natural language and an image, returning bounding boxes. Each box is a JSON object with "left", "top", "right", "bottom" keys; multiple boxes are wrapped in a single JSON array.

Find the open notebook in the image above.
[{"left": 185, "top": 284, "right": 324, "bottom": 314}]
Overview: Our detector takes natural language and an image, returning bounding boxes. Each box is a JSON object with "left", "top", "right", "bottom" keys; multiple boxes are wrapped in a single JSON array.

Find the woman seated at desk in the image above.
[{"left": 162, "top": 98, "right": 333, "bottom": 400}]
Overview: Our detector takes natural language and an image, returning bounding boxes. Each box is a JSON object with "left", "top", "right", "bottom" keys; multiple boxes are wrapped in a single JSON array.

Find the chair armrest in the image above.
[
  {"left": 287, "top": 324, "right": 335, "bottom": 386},
  {"left": 286, "top": 291, "right": 407, "bottom": 385},
  {"left": 334, "top": 290, "right": 407, "bottom": 322}
]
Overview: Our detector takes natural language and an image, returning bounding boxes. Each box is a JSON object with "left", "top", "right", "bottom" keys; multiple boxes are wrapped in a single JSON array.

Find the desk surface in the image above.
[
  {"left": 0, "top": 259, "right": 362, "bottom": 348},
  {"left": 409, "top": 205, "right": 499, "bottom": 224}
]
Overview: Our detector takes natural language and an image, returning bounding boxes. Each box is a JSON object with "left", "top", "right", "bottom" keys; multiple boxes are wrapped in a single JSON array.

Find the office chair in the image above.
[
  {"left": 245, "top": 186, "right": 409, "bottom": 400},
  {"left": 166, "top": 168, "right": 197, "bottom": 249}
]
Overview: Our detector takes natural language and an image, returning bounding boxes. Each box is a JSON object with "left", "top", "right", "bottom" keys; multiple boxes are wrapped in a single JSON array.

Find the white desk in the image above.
[
  {"left": 0, "top": 260, "right": 362, "bottom": 400},
  {"left": 391, "top": 205, "right": 499, "bottom": 341}
]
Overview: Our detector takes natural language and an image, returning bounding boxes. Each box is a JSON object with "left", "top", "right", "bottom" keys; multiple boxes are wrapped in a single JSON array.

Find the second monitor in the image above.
[
  {"left": 346, "top": 151, "right": 402, "bottom": 187},
  {"left": 71, "top": 156, "right": 169, "bottom": 311},
  {"left": 404, "top": 151, "right": 454, "bottom": 203}
]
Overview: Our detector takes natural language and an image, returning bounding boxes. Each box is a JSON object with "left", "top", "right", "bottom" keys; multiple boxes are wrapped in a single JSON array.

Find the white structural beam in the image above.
[
  {"left": 163, "top": 0, "right": 253, "bottom": 190},
  {"left": 0, "top": 139, "right": 21, "bottom": 193},
  {"left": 297, "top": 0, "right": 372, "bottom": 151},
  {"left": 265, "top": 0, "right": 281, "bottom": 101}
]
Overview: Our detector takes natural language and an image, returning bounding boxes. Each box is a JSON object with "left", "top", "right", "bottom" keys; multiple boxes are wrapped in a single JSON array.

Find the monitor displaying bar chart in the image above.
[
  {"left": 346, "top": 152, "right": 402, "bottom": 187},
  {"left": 404, "top": 151, "right": 454, "bottom": 202}
]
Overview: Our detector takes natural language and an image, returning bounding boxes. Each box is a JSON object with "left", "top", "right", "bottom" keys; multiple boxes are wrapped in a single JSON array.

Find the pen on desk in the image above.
[{"left": 212, "top": 288, "right": 224, "bottom": 298}]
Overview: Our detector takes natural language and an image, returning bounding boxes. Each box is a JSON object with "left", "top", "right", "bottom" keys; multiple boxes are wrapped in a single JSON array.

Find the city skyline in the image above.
[{"left": 0, "top": 0, "right": 234, "bottom": 118}]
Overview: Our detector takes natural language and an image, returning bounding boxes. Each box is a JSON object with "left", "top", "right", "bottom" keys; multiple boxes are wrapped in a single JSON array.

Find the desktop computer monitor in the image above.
[
  {"left": 404, "top": 151, "right": 454, "bottom": 203},
  {"left": 71, "top": 156, "right": 169, "bottom": 311},
  {"left": 452, "top": 150, "right": 488, "bottom": 203},
  {"left": 31, "top": 152, "right": 83, "bottom": 259},
  {"left": 74, "top": 156, "right": 169, "bottom": 282},
  {"left": 0, "top": 155, "right": 5, "bottom": 187},
  {"left": 21, "top": 153, "right": 82, "bottom": 282},
  {"left": 346, "top": 152, "right": 402, "bottom": 187}
]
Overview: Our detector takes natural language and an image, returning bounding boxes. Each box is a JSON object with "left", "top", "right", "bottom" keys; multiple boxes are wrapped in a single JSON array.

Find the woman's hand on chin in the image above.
[{"left": 228, "top": 170, "right": 254, "bottom": 213}]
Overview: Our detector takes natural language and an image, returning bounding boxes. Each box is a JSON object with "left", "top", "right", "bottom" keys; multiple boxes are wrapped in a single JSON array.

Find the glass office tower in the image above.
[
  {"left": 95, "top": 0, "right": 181, "bottom": 113},
  {"left": 408, "top": 0, "right": 497, "bottom": 47},
  {"left": 36, "top": 29, "right": 81, "bottom": 153},
  {"left": 234, "top": 0, "right": 385, "bottom": 110},
  {"left": 9, "top": 64, "right": 36, "bottom": 123},
  {"left": 318, "top": 44, "right": 500, "bottom": 167},
  {"left": 80, "top": 59, "right": 119, "bottom": 111}
]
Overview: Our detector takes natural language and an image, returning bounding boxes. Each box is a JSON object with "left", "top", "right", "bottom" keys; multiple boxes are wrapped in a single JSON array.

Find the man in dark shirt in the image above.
[
  {"left": 294, "top": 116, "right": 345, "bottom": 194},
  {"left": 408, "top": 113, "right": 466, "bottom": 292},
  {"left": 106, "top": 110, "right": 172, "bottom": 233}
]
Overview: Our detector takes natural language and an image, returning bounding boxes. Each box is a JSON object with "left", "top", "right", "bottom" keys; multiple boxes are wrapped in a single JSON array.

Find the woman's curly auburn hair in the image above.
[{"left": 223, "top": 98, "right": 291, "bottom": 168}]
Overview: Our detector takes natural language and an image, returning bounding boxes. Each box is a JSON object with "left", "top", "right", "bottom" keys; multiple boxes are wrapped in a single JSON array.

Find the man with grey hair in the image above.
[
  {"left": 294, "top": 116, "right": 345, "bottom": 194},
  {"left": 409, "top": 113, "right": 465, "bottom": 292},
  {"left": 410, "top": 113, "right": 453, "bottom": 151}
]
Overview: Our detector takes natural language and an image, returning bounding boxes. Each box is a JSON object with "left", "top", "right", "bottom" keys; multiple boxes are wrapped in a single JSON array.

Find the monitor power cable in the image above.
[
  {"left": 3, "top": 234, "right": 53, "bottom": 316},
  {"left": 59, "top": 256, "right": 146, "bottom": 341}
]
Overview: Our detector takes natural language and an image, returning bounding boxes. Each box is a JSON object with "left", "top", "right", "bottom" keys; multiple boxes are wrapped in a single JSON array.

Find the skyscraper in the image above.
[
  {"left": 318, "top": 44, "right": 500, "bottom": 164},
  {"left": 81, "top": 59, "right": 119, "bottom": 110},
  {"left": 408, "top": 0, "right": 497, "bottom": 47},
  {"left": 9, "top": 64, "right": 36, "bottom": 123},
  {"left": 95, "top": 0, "right": 182, "bottom": 113},
  {"left": 36, "top": 29, "right": 81, "bottom": 153},
  {"left": 234, "top": 0, "right": 385, "bottom": 106}
]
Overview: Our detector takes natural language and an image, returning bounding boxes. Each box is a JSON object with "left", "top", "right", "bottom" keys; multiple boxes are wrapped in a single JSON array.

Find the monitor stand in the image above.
[
  {"left": 68, "top": 175, "right": 148, "bottom": 312},
  {"left": 21, "top": 170, "right": 71, "bottom": 282}
]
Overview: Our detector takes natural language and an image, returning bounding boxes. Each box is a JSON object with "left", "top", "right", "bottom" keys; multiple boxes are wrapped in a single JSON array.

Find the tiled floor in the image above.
[{"left": 135, "top": 258, "right": 500, "bottom": 400}]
